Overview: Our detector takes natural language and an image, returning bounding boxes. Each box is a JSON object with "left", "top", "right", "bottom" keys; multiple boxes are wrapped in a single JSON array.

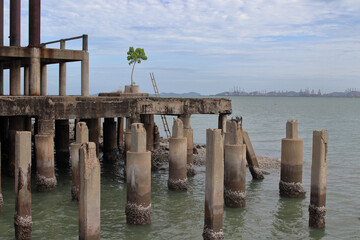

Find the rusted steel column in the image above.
[
  {"left": 83, "top": 119, "right": 99, "bottom": 156},
  {"left": 29, "top": 47, "right": 41, "bottom": 96},
  {"left": 224, "top": 120, "right": 246, "bottom": 208},
  {"left": 29, "top": 0, "right": 40, "bottom": 47},
  {"left": 55, "top": 119, "right": 70, "bottom": 168},
  {"left": 242, "top": 130, "right": 264, "bottom": 180},
  {"left": 0, "top": 141, "right": 3, "bottom": 214},
  {"left": 153, "top": 124, "right": 160, "bottom": 150},
  {"left": 280, "top": 120, "right": 305, "bottom": 198},
  {"left": 70, "top": 122, "right": 88, "bottom": 201},
  {"left": 14, "top": 131, "right": 32, "bottom": 239},
  {"left": 203, "top": 129, "right": 224, "bottom": 240},
  {"left": 126, "top": 123, "right": 152, "bottom": 225},
  {"left": 168, "top": 118, "right": 188, "bottom": 191},
  {"left": 79, "top": 142, "right": 100, "bottom": 240},
  {"left": 103, "top": 118, "right": 118, "bottom": 161},
  {"left": 179, "top": 114, "right": 195, "bottom": 177},
  {"left": 142, "top": 115, "right": 154, "bottom": 151},
  {"left": 309, "top": 130, "right": 328, "bottom": 229},
  {"left": 59, "top": 40, "right": 66, "bottom": 96},
  {"left": 117, "top": 117, "right": 124, "bottom": 148}
]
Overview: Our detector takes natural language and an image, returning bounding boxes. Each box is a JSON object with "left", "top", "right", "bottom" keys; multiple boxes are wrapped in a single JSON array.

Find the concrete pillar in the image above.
[
  {"left": 9, "top": 117, "right": 25, "bottom": 176},
  {"left": 168, "top": 118, "right": 188, "bottom": 191},
  {"left": 35, "top": 134, "right": 56, "bottom": 192},
  {"left": 218, "top": 114, "right": 227, "bottom": 135},
  {"left": 70, "top": 122, "right": 88, "bottom": 201},
  {"left": 153, "top": 124, "right": 160, "bottom": 151},
  {"left": 59, "top": 40, "right": 66, "bottom": 96},
  {"left": 117, "top": 117, "right": 124, "bottom": 148},
  {"left": 280, "top": 120, "right": 305, "bottom": 198},
  {"left": 79, "top": 142, "right": 100, "bottom": 240},
  {"left": 14, "top": 131, "right": 32, "bottom": 239},
  {"left": 10, "top": 0, "right": 21, "bottom": 96},
  {"left": 203, "top": 129, "right": 224, "bottom": 240},
  {"left": 40, "top": 63, "right": 47, "bottom": 96},
  {"left": 179, "top": 114, "right": 195, "bottom": 177},
  {"left": 224, "top": 120, "right": 246, "bottom": 208},
  {"left": 29, "top": 47, "right": 41, "bottom": 96},
  {"left": 55, "top": 120, "right": 70, "bottom": 168},
  {"left": 309, "top": 130, "right": 328, "bottom": 229},
  {"left": 83, "top": 119, "right": 99, "bottom": 156},
  {"left": 242, "top": 130, "right": 264, "bottom": 180},
  {"left": 124, "top": 117, "right": 132, "bottom": 156},
  {"left": 81, "top": 52, "right": 89, "bottom": 96},
  {"left": 24, "top": 67, "right": 29, "bottom": 96},
  {"left": 0, "top": 141, "right": 3, "bottom": 214},
  {"left": 103, "top": 118, "right": 118, "bottom": 160},
  {"left": 29, "top": 0, "right": 41, "bottom": 48},
  {"left": 142, "top": 115, "right": 154, "bottom": 151},
  {"left": 0, "top": 0, "right": 3, "bottom": 95},
  {"left": 126, "top": 123, "right": 151, "bottom": 225}
]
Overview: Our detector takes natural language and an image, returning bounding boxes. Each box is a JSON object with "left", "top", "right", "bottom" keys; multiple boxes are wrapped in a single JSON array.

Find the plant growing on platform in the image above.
[{"left": 127, "top": 47, "right": 147, "bottom": 86}]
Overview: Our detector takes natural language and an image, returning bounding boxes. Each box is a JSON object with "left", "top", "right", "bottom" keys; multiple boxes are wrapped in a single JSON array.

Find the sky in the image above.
[{"left": 1, "top": 0, "right": 360, "bottom": 95}]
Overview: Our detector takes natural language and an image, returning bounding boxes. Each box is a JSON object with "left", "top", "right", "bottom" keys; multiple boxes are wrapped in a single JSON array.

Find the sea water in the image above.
[{"left": 0, "top": 96, "right": 359, "bottom": 239}]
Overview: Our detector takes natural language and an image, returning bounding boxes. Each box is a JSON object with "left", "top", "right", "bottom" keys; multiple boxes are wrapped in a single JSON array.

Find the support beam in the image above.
[
  {"left": 29, "top": 0, "right": 41, "bottom": 47},
  {"left": 55, "top": 119, "right": 70, "bottom": 168},
  {"left": 0, "top": 0, "right": 3, "bottom": 95},
  {"left": 14, "top": 131, "right": 32, "bottom": 239},
  {"left": 0, "top": 141, "right": 3, "bottom": 214},
  {"left": 142, "top": 115, "right": 154, "bottom": 151},
  {"left": 59, "top": 40, "right": 66, "bottom": 96},
  {"left": 81, "top": 52, "right": 89, "bottom": 96},
  {"left": 103, "top": 118, "right": 118, "bottom": 161},
  {"left": 24, "top": 67, "right": 29, "bottom": 96},
  {"left": 29, "top": 47, "right": 41, "bottom": 96},
  {"left": 40, "top": 63, "right": 47, "bottom": 96},
  {"left": 10, "top": 0, "right": 21, "bottom": 96},
  {"left": 9, "top": 117, "right": 25, "bottom": 176},
  {"left": 242, "top": 130, "right": 264, "bottom": 180},
  {"left": 83, "top": 119, "right": 99, "bottom": 156},
  {"left": 179, "top": 114, "right": 195, "bottom": 177},
  {"left": 117, "top": 117, "right": 124, "bottom": 148}
]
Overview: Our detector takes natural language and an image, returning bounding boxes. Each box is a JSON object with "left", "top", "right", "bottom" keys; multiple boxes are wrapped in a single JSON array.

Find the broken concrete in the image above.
[{"left": 242, "top": 130, "right": 264, "bottom": 180}]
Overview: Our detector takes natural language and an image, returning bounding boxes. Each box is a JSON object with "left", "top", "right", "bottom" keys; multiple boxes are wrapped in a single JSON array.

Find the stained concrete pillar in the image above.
[
  {"left": 40, "top": 63, "right": 47, "bottom": 96},
  {"left": 117, "top": 117, "right": 124, "bottom": 148},
  {"left": 10, "top": 0, "right": 21, "bottom": 96},
  {"left": 24, "top": 67, "right": 29, "bottom": 96},
  {"left": 29, "top": 48, "right": 41, "bottom": 96},
  {"left": 0, "top": 141, "right": 3, "bottom": 214},
  {"left": 103, "top": 118, "right": 118, "bottom": 160},
  {"left": 142, "top": 115, "right": 154, "bottom": 151},
  {"left": 309, "top": 130, "right": 328, "bottom": 229},
  {"left": 126, "top": 123, "right": 151, "bottom": 225},
  {"left": 218, "top": 114, "right": 227, "bottom": 135},
  {"left": 55, "top": 120, "right": 70, "bottom": 168},
  {"left": 83, "top": 119, "right": 99, "bottom": 156},
  {"left": 79, "top": 142, "right": 100, "bottom": 240},
  {"left": 59, "top": 40, "right": 66, "bottom": 96},
  {"left": 153, "top": 124, "right": 160, "bottom": 151},
  {"left": 70, "top": 122, "right": 88, "bottom": 201},
  {"left": 224, "top": 120, "right": 246, "bottom": 208},
  {"left": 280, "top": 120, "right": 305, "bottom": 198},
  {"left": 29, "top": 0, "right": 41, "bottom": 48},
  {"left": 168, "top": 118, "right": 188, "bottom": 191},
  {"left": 124, "top": 117, "right": 132, "bottom": 156},
  {"left": 179, "top": 114, "right": 195, "bottom": 177},
  {"left": 81, "top": 52, "right": 89, "bottom": 97},
  {"left": 9, "top": 117, "right": 25, "bottom": 176},
  {"left": 14, "top": 131, "right": 32, "bottom": 239},
  {"left": 203, "top": 129, "right": 224, "bottom": 240},
  {"left": 242, "top": 130, "right": 264, "bottom": 180}
]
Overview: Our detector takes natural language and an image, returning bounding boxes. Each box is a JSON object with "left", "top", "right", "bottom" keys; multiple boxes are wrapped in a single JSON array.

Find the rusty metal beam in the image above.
[{"left": 29, "top": 0, "right": 41, "bottom": 47}]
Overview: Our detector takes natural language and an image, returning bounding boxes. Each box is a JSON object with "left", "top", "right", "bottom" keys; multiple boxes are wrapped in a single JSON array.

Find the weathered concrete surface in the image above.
[
  {"left": 35, "top": 134, "right": 56, "bottom": 192},
  {"left": 168, "top": 118, "right": 188, "bottom": 191},
  {"left": 203, "top": 129, "right": 224, "bottom": 240},
  {"left": 153, "top": 125, "right": 160, "bottom": 150},
  {"left": 179, "top": 114, "right": 195, "bottom": 177},
  {"left": 142, "top": 114, "right": 154, "bottom": 151},
  {"left": 83, "top": 119, "right": 99, "bottom": 156},
  {"left": 14, "top": 131, "right": 32, "bottom": 240},
  {"left": 126, "top": 123, "right": 152, "bottom": 225},
  {"left": 8, "top": 117, "right": 25, "bottom": 176},
  {"left": 117, "top": 117, "right": 124, "bottom": 148},
  {"left": 309, "top": 130, "right": 328, "bottom": 229},
  {"left": 55, "top": 119, "right": 70, "bottom": 167},
  {"left": 70, "top": 143, "right": 80, "bottom": 201},
  {"left": 29, "top": 47, "right": 40, "bottom": 96},
  {"left": 242, "top": 130, "right": 264, "bottom": 180},
  {"left": 280, "top": 120, "right": 305, "bottom": 198},
  {"left": 103, "top": 118, "right": 118, "bottom": 161},
  {"left": 76, "top": 122, "right": 89, "bottom": 144},
  {"left": 79, "top": 142, "right": 100, "bottom": 240}
]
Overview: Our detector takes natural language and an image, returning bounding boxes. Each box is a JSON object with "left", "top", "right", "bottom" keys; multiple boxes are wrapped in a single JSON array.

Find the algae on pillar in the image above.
[
  {"left": 179, "top": 114, "right": 195, "bottom": 177},
  {"left": 280, "top": 120, "right": 306, "bottom": 198},
  {"left": 224, "top": 120, "right": 246, "bottom": 207},
  {"left": 14, "top": 131, "right": 32, "bottom": 239},
  {"left": 203, "top": 129, "right": 224, "bottom": 240},
  {"left": 309, "top": 130, "right": 328, "bottom": 229},
  {"left": 126, "top": 123, "right": 152, "bottom": 225},
  {"left": 168, "top": 118, "right": 188, "bottom": 191}
]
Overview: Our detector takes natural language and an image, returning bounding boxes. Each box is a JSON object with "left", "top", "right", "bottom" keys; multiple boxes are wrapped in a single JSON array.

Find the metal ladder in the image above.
[{"left": 150, "top": 72, "right": 171, "bottom": 138}]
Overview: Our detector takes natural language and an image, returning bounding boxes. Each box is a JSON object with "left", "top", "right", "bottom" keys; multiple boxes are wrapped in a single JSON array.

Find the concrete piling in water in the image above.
[
  {"left": 0, "top": 141, "right": 3, "bottom": 214},
  {"left": 103, "top": 118, "right": 118, "bottom": 160},
  {"left": 9, "top": 118, "right": 26, "bottom": 176},
  {"left": 309, "top": 130, "right": 328, "bottom": 229},
  {"left": 203, "top": 129, "right": 224, "bottom": 240},
  {"left": 55, "top": 120, "right": 70, "bottom": 167},
  {"left": 168, "top": 118, "right": 188, "bottom": 191},
  {"left": 126, "top": 123, "right": 152, "bottom": 225},
  {"left": 14, "top": 131, "right": 32, "bottom": 240},
  {"left": 224, "top": 120, "right": 246, "bottom": 208},
  {"left": 70, "top": 122, "right": 88, "bottom": 201},
  {"left": 242, "top": 130, "right": 264, "bottom": 180},
  {"left": 83, "top": 119, "right": 99, "bottom": 156},
  {"left": 142, "top": 114, "right": 155, "bottom": 151},
  {"left": 179, "top": 114, "right": 195, "bottom": 177},
  {"left": 79, "top": 142, "right": 100, "bottom": 240},
  {"left": 280, "top": 120, "right": 306, "bottom": 198},
  {"left": 153, "top": 124, "right": 160, "bottom": 151},
  {"left": 35, "top": 134, "right": 56, "bottom": 192},
  {"left": 117, "top": 117, "right": 124, "bottom": 148},
  {"left": 124, "top": 117, "right": 132, "bottom": 157}
]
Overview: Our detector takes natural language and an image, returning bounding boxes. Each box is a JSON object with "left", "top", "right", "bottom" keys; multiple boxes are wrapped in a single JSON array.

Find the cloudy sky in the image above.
[{"left": 2, "top": 0, "right": 360, "bottom": 95}]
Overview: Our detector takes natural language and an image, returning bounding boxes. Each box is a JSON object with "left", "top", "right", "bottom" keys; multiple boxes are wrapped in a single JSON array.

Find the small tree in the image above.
[{"left": 127, "top": 47, "right": 147, "bottom": 86}]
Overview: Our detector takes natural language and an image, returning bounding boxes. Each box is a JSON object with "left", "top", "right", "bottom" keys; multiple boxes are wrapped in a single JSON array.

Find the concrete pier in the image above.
[
  {"left": 280, "top": 120, "right": 306, "bottom": 198},
  {"left": 179, "top": 114, "right": 195, "bottom": 177},
  {"left": 153, "top": 124, "right": 160, "bottom": 150},
  {"left": 14, "top": 131, "right": 32, "bottom": 240},
  {"left": 224, "top": 120, "right": 246, "bottom": 207},
  {"left": 126, "top": 123, "right": 152, "bottom": 225},
  {"left": 242, "top": 130, "right": 264, "bottom": 180},
  {"left": 83, "top": 119, "right": 99, "bottom": 156},
  {"left": 40, "top": 63, "right": 47, "bottom": 96},
  {"left": 168, "top": 118, "right": 188, "bottom": 191},
  {"left": 117, "top": 117, "right": 124, "bottom": 148},
  {"left": 309, "top": 130, "right": 328, "bottom": 229},
  {"left": 142, "top": 114, "right": 154, "bottom": 151},
  {"left": 29, "top": 47, "right": 41, "bottom": 96},
  {"left": 79, "top": 142, "right": 100, "bottom": 240},
  {"left": 103, "top": 118, "right": 118, "bottom": 160},
  {"left": 59, "top": 40, "right": 66, "bottom": 96},
  {"left": 9, "top": 117, "right": 25, "bottom": 176},
  {"left": 55, "top": 120, "right": 70, "bottom": 167},
  {"left": 35, "top": 134, "right": 56, "bottom": 192},
  {"left": 124, "top": 117, "right": 132, "bottom": 156},
  {"left": 203, "top": 129, "right": 224, "bottom": 240}
]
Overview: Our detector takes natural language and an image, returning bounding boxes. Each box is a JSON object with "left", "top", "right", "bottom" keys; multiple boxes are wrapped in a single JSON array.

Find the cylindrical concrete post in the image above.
[
  {"left": 124, "top": 117, "right": 132, "bottom": 156},
  {"left": 40, "top": 63, "right": 47, "bottom": 96},
  {"left": 81, "top": 52, "right": 89, "bottom": 96},
  {"left": 55, "top": 120, "right": 70, "bottom": 168},
  {"left": 242, "top": 130, "right": 264, "bottom": 180},
  {"left": 24, "top": 67, "right": 29, "bottom": 96},
  {"left": 218, "top": 114, "right": 227, "bottom": 135},
  {"left": 126, "top": 123, "right": 152, "bottom": 225},
  {"left": 153, "top": 124, "right": 160, "bottom": 151},
  {"left": 10, "top": 0, "right": 21, "bottom": 96},
  {"left": 103, "top": 118, "right": 118, "bottom": 160},
  {"left": 29, "top": 0, "right": 41, "bottom": 47},
  {"left": 117, "top": 117, "right": 124, "bottom": 148},
  {"left": 280, "top": 120, "right": 305, "bottom": 198},
  {"left": 83, "top": 119, "right": 99, "bottom": 156},
  {"left": 309, "top": 130, "right": 328, "bottom": 229},
  {"left": 224, "top": 120, "right": 246, "bottom": 208},
  {"left": 179, "top": 114, "right": 195, "bottom": 177},
  {"left": 168, "top": 118, "right": 188, "bottom": 191},
  {"left": 35, "top": 134, "right": 56, "bottom": 192},
  {"left": 76, "top": 122, "right": 89, "bottom": 144},
  {"left": 59, "top": 40, "right": 66, "bottom": 96},
  {"left": 9, "top": 117, "right": 25, "bottom": 176},
  {"left": 29, "top": 47, "right": 41, "bottom": 96},
  {"left": 142, "top": 115, "right": 154, "bottom": 151},
  {"left": 14, "top": 131, "right": 32, "bottom": 239},
  {"left": 203, "top": 129, "right": 224, "bottom": 240},
  {"left": 79, "top": 142, "right": 100, "bottom": 240}
]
